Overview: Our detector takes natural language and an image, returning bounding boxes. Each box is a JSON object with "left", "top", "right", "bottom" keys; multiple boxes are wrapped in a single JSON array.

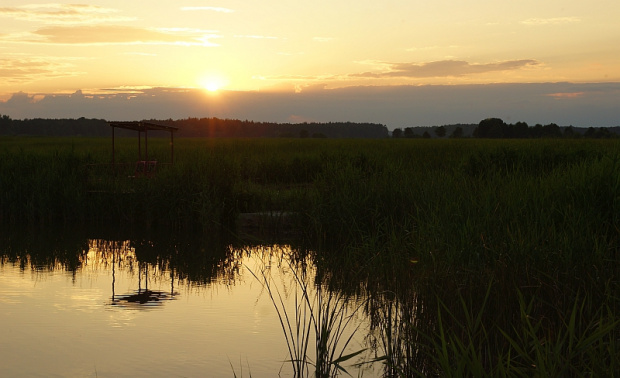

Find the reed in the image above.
[
  {"left": 413, "top": 287, "right": 620, "bottom": 377},
  {"left": 250, "top": 257, "right": 365, "bottom": 377},
  {"left": 2, "top": 137, "right": 618, "bottom": 375}
]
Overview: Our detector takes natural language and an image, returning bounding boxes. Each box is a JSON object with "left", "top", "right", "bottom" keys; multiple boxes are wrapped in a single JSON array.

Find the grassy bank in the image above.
[{"left": 1, "top": 137, "right": 618, "bottom": 375}]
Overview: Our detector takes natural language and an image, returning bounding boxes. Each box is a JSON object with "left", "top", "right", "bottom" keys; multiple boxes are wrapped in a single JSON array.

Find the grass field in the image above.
[{"left": 1, "top": 137, "right": 618, "bottom": 375}]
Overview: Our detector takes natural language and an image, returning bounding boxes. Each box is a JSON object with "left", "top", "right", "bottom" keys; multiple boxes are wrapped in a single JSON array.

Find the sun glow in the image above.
[{"left": 198, "top": 75, "right": 227, "bottom": 92}]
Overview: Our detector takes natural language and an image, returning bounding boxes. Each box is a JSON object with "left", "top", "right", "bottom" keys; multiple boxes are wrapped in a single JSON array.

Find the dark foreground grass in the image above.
[{"left": 1, "top": 137, "right": 618, "bottom": 375}]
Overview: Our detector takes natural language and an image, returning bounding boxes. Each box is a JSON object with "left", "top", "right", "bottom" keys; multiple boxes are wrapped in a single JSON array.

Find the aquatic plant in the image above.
[{"left": 250, "top": 257, "right": 365, "bottom": 377}]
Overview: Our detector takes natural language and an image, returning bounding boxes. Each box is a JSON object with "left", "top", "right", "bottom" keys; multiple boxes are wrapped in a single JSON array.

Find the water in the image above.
[{"left": 0, "top": 234, "right": 379, "bottom": 377}]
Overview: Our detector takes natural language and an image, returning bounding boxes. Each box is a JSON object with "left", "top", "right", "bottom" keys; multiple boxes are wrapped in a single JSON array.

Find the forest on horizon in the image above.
[{"left": 0, "top": 114, "right": 618, "bottom": 139}]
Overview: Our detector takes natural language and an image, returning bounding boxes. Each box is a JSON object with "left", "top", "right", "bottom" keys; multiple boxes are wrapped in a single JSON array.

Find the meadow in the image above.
[{"left": 1, "top": 136, "right": 618, "bottom": 376}]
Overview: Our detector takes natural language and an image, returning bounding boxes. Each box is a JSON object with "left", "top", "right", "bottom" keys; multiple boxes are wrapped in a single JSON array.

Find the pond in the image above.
[{"left": 0, "top": 229, "right": 382, "bottom": 377}]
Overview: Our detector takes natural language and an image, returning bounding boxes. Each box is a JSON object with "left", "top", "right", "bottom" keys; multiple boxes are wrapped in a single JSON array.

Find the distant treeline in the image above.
[
  {"left": 157, "top": 117, "right": 389, "bottom": 138},
  {"left": 1, "top": 114, "right": 617, "bottom": 139},
  {"left": 0, "top": 115, "right": 389, "bottom": 138},
  {"left": 394, "top": 118, "right": 620, "bottom": 139}
]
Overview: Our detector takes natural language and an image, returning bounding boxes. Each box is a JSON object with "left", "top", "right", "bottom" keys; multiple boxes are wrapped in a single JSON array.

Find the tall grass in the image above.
[
  {"left": 413, "top": 288, "right": 619, "bottom": 377},
  {"left": 295, "top": 139, "right": 619, "bottom": 375},
  {"left": 250, "top": 256, "right": 365, "bottom": 377},
  {"left": 1, "top": 137, "right": 618, "bottom": 375}
]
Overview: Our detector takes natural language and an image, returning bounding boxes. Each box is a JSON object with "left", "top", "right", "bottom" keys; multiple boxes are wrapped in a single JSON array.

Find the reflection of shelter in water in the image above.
[
  {"left": 114, "top": 288, "right": 169, "bottom": 305},
  {"left": 111, "top": 261, "right": 177, "bottom": 309},
  {"left": 89, "top": 239, "right": 177, "bottom": 309},
  {"left": 86, "top": 233, "right": 248, "bottom": 306}
]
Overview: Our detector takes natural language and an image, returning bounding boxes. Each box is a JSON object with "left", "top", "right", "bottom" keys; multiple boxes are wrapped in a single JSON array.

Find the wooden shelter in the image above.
[{"left": 108, "top": 121, "right": 178, "bottom": 177}]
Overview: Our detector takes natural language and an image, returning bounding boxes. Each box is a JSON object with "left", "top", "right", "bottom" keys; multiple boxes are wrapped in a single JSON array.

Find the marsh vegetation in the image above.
[{"left": 1, "top": 137, "right": 618, "bottom": 376}]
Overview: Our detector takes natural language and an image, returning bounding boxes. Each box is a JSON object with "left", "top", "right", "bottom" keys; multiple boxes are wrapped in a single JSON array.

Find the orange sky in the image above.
[
  {"left": 1, "top": 2, "right": 619, "bottom": 127},
  {"left": 1, "top": 1, "right": 619, "bottom": 98}
]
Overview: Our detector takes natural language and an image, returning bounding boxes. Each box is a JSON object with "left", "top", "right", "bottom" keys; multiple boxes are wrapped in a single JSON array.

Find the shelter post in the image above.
[
  {"left": 170, "top": 130, "right": 174, "bottom": 164},
  {"left": 112, "top": 125, "right": 116, "bottom": 174}
]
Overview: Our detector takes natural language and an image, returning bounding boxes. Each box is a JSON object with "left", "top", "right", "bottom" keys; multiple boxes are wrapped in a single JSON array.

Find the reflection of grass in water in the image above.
[
  {"left": 249, "top": 259, "right": 365, "bottom": 377},
  {"left": 364, "top": 282, "right": 619, "bottom": 376},
  {"left": 229, "top": 357, "right": 253, "bottom": 378},
  {"left": 416, "top": 287, "right": 619, "bottom": 377}
]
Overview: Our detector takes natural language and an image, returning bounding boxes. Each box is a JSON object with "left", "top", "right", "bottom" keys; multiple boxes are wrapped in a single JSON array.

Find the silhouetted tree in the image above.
[
  {"left": 435, "top": 126, "right": 446, "bottom": 138},
  {"left": 392, "top": 128, "right": 403, "bottom": 138},
  {"left": 506, "top": 121, "right": 529, "bottom": 138},
  {"left": 584, "top": 127, "right": 597, "bottom": 138},
  {"left": 563, "top": 126, "right": 577, "bottom": 138},
  {"left": 531, "top": 124, "right": 544, "bottom": 138},
  {"left": 542, "top": 123, "right": 562, "bottom": 138},
  {"left": 593, "top": 127, "right": 614, "bottom": 138},
  {"left": 474, "top": 118, "right": 505, "bottom": 138},
  {"left": 404, "top": 127, "right": 415, "bottom": 138},
  {"left": 299, "top": 129, "right": 309, "bottom": 138},
  {"left": 450, "top": 126, "right": 464, "bottom": 138},
  {"left": 0, "top": 114, "right": 12, "bottom": 133},
  {"left": 422, "top": 131, "right": 431, "bottom": 139}
]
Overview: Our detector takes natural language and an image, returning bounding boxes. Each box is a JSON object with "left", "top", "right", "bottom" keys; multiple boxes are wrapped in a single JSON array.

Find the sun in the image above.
[
  {"left": 205, "top": 82, "right": 220, "bottom": 92},
  {"left": 198, "top": 75, "right": 227, "bottom": 92}
]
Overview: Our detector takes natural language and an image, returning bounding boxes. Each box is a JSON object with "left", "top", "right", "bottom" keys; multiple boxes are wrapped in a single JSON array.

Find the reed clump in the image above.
[{"left": 302, "top": 139, "right": 619, "bottom": 376}]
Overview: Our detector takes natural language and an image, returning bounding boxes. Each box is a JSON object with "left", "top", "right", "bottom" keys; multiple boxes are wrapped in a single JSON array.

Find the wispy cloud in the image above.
[
  {"left": 0, "top": 4, "right": 133, "bottom": 24},
  {"left": 1, "top": 25, "right": 220, "bottom": 46},
  {"left": 546, "top": 92, "right": 585, "bottom": 99},
  {"left": 234, "top": 35, "right": 278, "bottom": 40},
  {"left": 124, "top": 52, "right": 158, "bottom": 57},
  {"left": 0, "top": 56, "right": 83, "bottom": 84},
  {"left": 181, "top": 6, "right": 234, "bottom": 13},
  {"left": 405, "top": 45, "right": 459, "bottom": 52},
  {"left": 268, "top": 74, "right": 320, "bottom": 81},
  {"left": 350, "top": 59, "right": 540, "bottom": 78},
  {"left": 521, "top": 17, "right": 581, "bottom": 25}
]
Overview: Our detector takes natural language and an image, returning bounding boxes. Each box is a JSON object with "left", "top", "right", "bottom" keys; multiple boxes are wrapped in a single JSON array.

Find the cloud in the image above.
[
  {"left": 3, "top": 25, "right": 219, "bottom": 46},
  {"left": 233, "top": 35, "right": 278, "bottom": 40},
  {"left": 350, "top": 59, "right": 540, "bottom": 78},
  {"left": 405, "top": 45, "right": 459, "bottom": 52},
  {"left": 546, "top": 92, "right": 585, "bottom": 99},
  {"left": 181, "top": 6, "right": 234, "bottom": 13},
  {"left": 521, "top": 17, "right": 581, "bottom": 25},
  {"left": 0, "top": 4, "right": 133, "bottom": 24},
  {"left": 124, "top": 52, "right": 158, "bottom": 57},
  {"left": 288, "top": 114, "right": 319, "bottom": 123},
  {"left": 0, "top": 57, "right": 83, "bottom": 83},
  {"left": 1, "top": 83, "right": 620, "bottom": 128}
]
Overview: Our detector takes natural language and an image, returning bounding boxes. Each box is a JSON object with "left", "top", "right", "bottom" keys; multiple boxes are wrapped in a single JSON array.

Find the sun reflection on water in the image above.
[{"left": 0, "top": 236, "right": 377, "bottom": 377}]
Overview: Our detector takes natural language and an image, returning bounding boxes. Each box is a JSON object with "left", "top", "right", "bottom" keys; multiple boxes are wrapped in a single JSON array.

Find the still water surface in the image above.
[{"left": 0, "top": 238, "right": 377, "bottom": 377}]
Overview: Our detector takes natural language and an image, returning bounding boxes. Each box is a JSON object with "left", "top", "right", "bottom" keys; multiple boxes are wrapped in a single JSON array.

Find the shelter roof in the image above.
[{"left": 108, "top": 121, "right": 178, "bottom": 132}]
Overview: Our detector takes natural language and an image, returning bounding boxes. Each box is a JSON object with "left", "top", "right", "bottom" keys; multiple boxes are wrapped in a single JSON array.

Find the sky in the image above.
[{"left": 1, "top": 1, "right": 619, "bottom": 128}]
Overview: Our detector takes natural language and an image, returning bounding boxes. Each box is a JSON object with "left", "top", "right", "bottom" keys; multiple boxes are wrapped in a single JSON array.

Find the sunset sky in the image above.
[{"left": 1, "top": 1, "right": 619, "bottom": 127}]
